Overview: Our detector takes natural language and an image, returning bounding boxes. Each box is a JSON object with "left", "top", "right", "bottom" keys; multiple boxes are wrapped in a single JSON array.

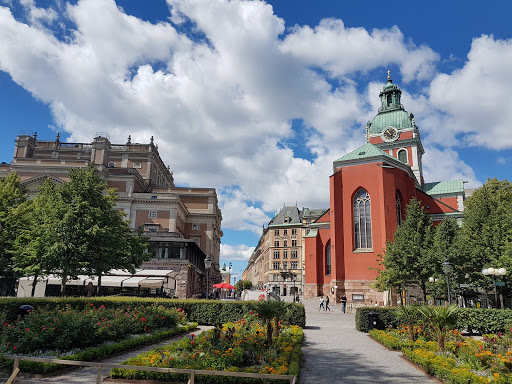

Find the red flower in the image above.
[
  {"left": 13, "top": 346, "right": 17, "bottom": 351},
  {"left": 25, "top": 328, "right": 30, "bottom": 332},
  {"left": 140, "top": 318, "right": 147, "bottom": 322}
]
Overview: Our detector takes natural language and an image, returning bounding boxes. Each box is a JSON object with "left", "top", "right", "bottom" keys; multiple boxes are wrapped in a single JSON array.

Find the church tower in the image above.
[{"left": 367, "top": 73, "right": 424, "bottom": 185}]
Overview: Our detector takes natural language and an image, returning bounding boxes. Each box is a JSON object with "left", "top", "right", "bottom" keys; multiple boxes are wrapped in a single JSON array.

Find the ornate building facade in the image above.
[
  {"left": 243, "top": 206, "right": 327, "bottom": 298},
  {"left": 0, "top": 134, "right": 223, "bottom": 298},
  {"left": 304, "top": 75, "right": 465, "bottom": 306}
]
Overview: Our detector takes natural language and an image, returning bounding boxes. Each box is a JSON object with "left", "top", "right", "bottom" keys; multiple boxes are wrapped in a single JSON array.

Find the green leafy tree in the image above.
[
  {"left": 235, "top": 279, "right": 252, "bottom": 291},
  {"left": 458, "top": 179, "right": 512, "bottom": 298},
  {"left": 0, "top": 172, "right": 28, "bottom": 294},
  {"left": 14, "top": 165, "right": 149, "bottom": 295},
  {"left": 374, "top": 199, "right": 434, "bottom": 302},
  {"left": 251, "top": 298, "right": 287, "bottom": 345},
  {"left": 426, "top": 218, "right": 460, "bottom": 301}
]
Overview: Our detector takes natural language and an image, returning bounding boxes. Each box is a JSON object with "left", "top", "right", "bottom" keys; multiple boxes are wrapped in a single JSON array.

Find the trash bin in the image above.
[
  {"left": 18, "top": 304, "right": 33, "bottom": 319},
  {"left": 367, "top": 311, "right": 379, "bottom": 331}
]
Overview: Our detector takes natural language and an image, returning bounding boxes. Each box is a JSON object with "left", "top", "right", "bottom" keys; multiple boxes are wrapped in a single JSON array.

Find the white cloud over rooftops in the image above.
[{"left": 1, "top": 0, "right": 509, "bottom": 241}]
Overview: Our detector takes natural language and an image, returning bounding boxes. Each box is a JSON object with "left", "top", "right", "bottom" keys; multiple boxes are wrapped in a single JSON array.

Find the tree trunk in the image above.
[
  {"left": 30, "top": 274, "right": 39, "bottom": 297},
  {"left": 266, "top": 321, "right": 272, "bottom": 345},
  {"left": 273, "top": 317, "right": 280, "bottom": 338},
  {"left": 97, "top": 274, "right": 102, "bottom": 296},
  {"left": 408, "top": 323, "right": 415, "bottom": 341},
  {"left": 437, "top": 332, "right": 445, "bottom": 352}
]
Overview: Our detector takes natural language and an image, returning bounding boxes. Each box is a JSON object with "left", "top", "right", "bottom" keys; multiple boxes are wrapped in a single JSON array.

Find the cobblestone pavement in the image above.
[{"left": 299, "top": 298, "right": 437, "bottom": 383}]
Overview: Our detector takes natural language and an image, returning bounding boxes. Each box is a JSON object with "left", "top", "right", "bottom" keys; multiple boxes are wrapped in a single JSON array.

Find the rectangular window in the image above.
[
  {"left": 291, "top": 250, "right": 298, "bottom": 258},
  {"left": 283, "top": 240, "right": 288, "bottom": 247},
  {"left": 274, "top": 240, "right": 279, "bottom": 247},
  {"left": 283, "top": 262, "right": 288, "bottom": 270},
  {"left": 274, "top": 229, "right": 280, "bottom": 236},
  {"left": 149, "top": 211, "right": 157, "bottom": 219},
  {"left": 273, "top": 250, "right": 280, "bottom": 259},
  {"left": 291, "top": 261, "right": 298, "bottom": 269},
  {"left": 151, "top": 195, "right": 157, "bottom": 199},
  {"left": 192, "top": 224, "right": 199, "bottom": 230},
  {"left": 282, "top": 250, "right": 288, "bottom": 259},
  {"left": 292, "top": 228, "right": 297, "bottom": 235},
  {"left": 292, "top": 240, "right": 297, "bottom": 247},
  {"left": 273, "top": 262, "right": 280, "bottom": 270},
  {"left": 283, "top": 229, "right": 288, "bottom": 235}
]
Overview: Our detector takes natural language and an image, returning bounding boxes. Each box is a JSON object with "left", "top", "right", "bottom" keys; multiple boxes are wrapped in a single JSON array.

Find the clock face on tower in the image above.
[{"left": 383, "top": 126, "right": 398, "bottom": 141}]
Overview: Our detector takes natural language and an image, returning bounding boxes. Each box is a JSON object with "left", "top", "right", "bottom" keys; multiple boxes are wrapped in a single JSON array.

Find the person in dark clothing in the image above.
[
  {"left": 325, "top": 295, "right": 330, "bottom": 311},
  {"left": 341, "top": 295, "right": 347, "bottom": 313}
]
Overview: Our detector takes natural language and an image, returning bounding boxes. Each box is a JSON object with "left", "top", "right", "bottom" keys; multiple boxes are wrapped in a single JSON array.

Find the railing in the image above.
[{"left": 2, "top": 355, "right": 296, "bottom": 384}]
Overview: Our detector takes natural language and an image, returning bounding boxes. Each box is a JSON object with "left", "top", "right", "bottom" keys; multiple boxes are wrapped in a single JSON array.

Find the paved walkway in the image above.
[
  {"left": 299, "top": 298, "right": 437, "bottom": 383},
  {"left": 1, "top": 301, "right": 438, "bottom": 383}
]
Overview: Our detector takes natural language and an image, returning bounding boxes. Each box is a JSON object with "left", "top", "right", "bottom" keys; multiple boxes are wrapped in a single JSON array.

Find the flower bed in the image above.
[
  {"left": 110, "top": 311, "right": 303, "bottom": 383},
  {"left": 0, "top": 303, "right": 196, "bottom": 374},
  {"left": 369, "top": 328, "right": 512, "bottom": 383}
]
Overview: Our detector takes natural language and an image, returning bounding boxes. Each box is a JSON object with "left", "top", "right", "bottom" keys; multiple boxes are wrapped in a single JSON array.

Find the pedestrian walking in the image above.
[
  {"left": 341, "top": 295, "right": 347, "bottom": 313},
  {"left": 325, "top": 295, "right": 330, "bottom": 311},
  {"left": 319, "top": 296, "right": 324, "bottom": 311}
]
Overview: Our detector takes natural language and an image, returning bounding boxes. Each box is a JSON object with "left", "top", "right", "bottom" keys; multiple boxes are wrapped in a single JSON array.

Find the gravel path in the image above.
[{"left": 299, "top": 298, "right": 437, "bottom": 383}]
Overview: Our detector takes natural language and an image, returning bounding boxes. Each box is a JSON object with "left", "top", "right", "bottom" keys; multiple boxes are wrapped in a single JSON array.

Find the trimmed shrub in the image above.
[{"left": 0, "top": 297, "right": 305, "bottom": 328}]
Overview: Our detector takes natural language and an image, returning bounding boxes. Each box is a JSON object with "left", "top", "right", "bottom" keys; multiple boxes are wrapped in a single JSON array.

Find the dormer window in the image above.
[{"left": 108, "top": 163, "right": 115, "bottom": 168}]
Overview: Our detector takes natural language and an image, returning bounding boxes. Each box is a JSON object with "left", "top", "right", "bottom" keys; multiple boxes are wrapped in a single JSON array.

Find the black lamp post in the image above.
[
  {"left": 442, "top": 259, "right": 453, "bottom": 305},
  {"left": 204, "top": 255, "right": 212, "bottom": 299}
]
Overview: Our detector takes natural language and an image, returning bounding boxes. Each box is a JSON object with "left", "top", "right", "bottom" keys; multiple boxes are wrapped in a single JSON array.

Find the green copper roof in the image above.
[
  {"left": 422, "top": 179, "right": 464, "bottom": 195},
  {"left": 304, "top": 228, "right": 318, "bottom": 238},
  {"left": 334, "top": 142, "right": 395, "bottom": 162},
  {"left": 367, "top": 76, "right": 415, "bottom": 134},
  {"left": 368, "top": 109, "right": 414, "bottom": 134}
]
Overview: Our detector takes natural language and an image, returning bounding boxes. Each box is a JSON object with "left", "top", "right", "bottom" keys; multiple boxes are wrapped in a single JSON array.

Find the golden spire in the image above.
[{"left": 387, "top": 69, "right": 391, "bottom": 80}]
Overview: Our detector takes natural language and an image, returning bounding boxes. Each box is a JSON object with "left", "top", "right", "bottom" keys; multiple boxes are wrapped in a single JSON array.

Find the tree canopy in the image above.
[{"left": 13, "top": 165, "right": 149, "bottom": 295}]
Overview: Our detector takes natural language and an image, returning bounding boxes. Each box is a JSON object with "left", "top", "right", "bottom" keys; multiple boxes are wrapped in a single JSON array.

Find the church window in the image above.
[
  {"left": 353, "top": 189, "right": 372, "bottom": 249},
  {"left": 396, "top": 192, "right": 403, "bottom": 226},
  {"left": 326, "top": 241, "right": 331, "bottom": 275},
  {"left": 387, "top": 94, "right": 392, "bottom": 107},
  {"left": 398, "top": 149, "right": 408, "bottom": 164}
]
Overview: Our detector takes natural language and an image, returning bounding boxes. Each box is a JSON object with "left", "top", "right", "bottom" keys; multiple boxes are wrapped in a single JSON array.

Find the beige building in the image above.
[
  {"left": 1, "top": 133, "right": 223, "bottom": 298},
  {"left": 244, "top": 206, "right": 326, "bottom": 298}
]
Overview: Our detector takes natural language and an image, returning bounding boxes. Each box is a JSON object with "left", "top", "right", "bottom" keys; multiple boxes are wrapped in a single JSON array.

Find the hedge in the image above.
[
  {"left": 0, "top": 297, "right": 306, "bottom": 327},
  {"left": 356, "top": 306, "right": 512, "bottom": 334}
]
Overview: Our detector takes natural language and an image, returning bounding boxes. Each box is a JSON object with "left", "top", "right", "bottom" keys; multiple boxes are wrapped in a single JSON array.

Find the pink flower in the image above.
[{"left": 25, "top": 328, "right": 30, "bottom": 332}]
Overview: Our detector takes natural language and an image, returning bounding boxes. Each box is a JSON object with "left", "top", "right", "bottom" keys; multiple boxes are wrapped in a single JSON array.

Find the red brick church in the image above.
[{"left": 304, "top": 74, "right": 465, "bottom": 306}]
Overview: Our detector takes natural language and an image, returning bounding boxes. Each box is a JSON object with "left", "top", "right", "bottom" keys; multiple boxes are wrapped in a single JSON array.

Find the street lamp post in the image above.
[
  {"left": 442, "top": 259, "right": 453, "bottom": 305},
  {"left": 204, "top": 255, "right": 212, "bottom": 299},
  {"left": 482, "top": 267, "right": 506, "bottom": 308}
]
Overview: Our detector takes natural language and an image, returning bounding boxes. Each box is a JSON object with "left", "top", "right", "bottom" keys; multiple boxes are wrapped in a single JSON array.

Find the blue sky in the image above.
[{"left": 1, "top": 0, "right": 511, "bottom": 282}]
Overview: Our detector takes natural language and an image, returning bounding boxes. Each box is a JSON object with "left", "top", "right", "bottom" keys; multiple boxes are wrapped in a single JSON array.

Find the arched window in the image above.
[
  {"left": 387, "top": 94, "right": 392, "bottom": 107},
  {"left": 326, "top": 241, "right": 331, "bottom": 275},
  {"left": 398, "top": 149, "right": 408, "bottom": 163},
  {"left": 354, "top": 189, "right": 372, "bottom": 249},
  {"left": 396, "top": 192, "right": 402, "bottom": 226}
]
